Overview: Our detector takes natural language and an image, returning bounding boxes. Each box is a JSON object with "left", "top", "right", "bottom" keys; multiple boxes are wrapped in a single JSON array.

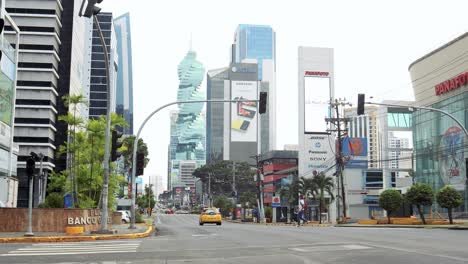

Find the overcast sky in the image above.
[{"left": 101, "top": 0, "right": 467, "bottom": 189}]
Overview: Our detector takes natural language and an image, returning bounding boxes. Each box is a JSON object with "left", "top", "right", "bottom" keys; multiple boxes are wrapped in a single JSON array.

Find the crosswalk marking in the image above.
[
  {"left": 0, "top": 241, "right": 141, "bottom": 257},
  {"left": 289, "top": 244, "right": 373, "bottom": 253}
]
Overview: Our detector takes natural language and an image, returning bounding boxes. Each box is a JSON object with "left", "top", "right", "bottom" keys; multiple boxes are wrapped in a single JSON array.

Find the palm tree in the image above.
[
  {"left": 312, "top": 173, "right": 335, "bottom": 223},
  {"left": 61, "top": 94, "right": 88, "bottom": 206}
]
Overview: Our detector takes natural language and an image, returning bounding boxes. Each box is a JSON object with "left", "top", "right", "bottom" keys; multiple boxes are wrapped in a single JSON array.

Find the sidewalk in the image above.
[
  {"left": 335, "top": 223, "right": 468, "bottom": 230},
  {"left": 226, "top": 219, "right": 332, "bottom": 227},
  {"left": 0, "top": 218, "right": 155, "bottom": 243}
]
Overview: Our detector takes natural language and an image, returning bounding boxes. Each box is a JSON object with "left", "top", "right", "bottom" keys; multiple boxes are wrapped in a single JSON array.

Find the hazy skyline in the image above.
[{"left": 100, "top": 0, "right": 468, "bottom": 190}]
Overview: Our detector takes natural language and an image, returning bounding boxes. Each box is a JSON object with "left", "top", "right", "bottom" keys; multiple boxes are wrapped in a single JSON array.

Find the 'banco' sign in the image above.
[{"left": 67, "top": 209, "right": 111, "bottom": 226}]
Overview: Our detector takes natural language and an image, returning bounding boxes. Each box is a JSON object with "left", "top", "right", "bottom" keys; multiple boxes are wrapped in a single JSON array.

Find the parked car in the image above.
[
  {"left": 165, "top": 209, "right": 174, "bottom": 214},
  {"left": 118, "top": 210, "right": 131, "bottom": 223}
]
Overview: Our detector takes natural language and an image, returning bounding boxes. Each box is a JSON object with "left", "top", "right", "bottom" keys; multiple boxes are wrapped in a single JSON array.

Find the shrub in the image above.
[
  {"left": 38, "top": 192, "right": 64, "bottom": 208},
  {"left": 379, "top": 190, "right": 403, "bottom": 224},
  {"left": 406, "top": 183, "right": 434, "bottom": 225},
  {"left": 436, "top": 186, "right": 462, "bottom": 224}
]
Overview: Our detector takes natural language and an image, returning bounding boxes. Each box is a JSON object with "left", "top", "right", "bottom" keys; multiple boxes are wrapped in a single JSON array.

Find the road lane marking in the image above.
[
  {"left": 1, "top": 241, "right": 141, "bottom": 257},
  {"left": 289, "top": 244, "right": 373, "bottom": 252},
  {"left": 1, "top": 250, "right": 136, "bottom": 256}
]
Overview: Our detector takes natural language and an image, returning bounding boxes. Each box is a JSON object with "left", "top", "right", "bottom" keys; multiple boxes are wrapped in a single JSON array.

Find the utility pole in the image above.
[
  {"left": 208, "top": 172, "right": 212, "bottom": 207},
  {"left": 326, "top": 98, "right": 351, "bottom": 222},
  {"left": 251, "top": 154, "right": 265, "bottom": 223}
]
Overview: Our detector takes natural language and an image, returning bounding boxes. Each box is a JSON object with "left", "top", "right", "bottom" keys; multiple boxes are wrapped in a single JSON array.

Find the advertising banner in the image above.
[
  {"left": 231, "top": 81, "right": 258, "bottom": 142},
  {"left": 300, "top": 133, "right": 335, "bottom": 177},
  {"left": 439, "top": 126, "right": 466, "bottom": 191},
  {"left": 343, "top": 138, "right": 368, "bottom": 156},
  {"left": 304, "top": 76, "right": 331, "bottom": 133},
  {"left": 342, "top": 138, "right": 368, "bottom": 169}
]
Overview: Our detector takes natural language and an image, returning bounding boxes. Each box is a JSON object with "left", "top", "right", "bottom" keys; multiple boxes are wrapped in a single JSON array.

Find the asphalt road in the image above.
[{"left": 1, "top": 214, "right": 468, "bottom": 264}]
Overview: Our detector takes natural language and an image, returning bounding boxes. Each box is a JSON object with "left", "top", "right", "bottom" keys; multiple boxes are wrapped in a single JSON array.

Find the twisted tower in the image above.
[{"left": 175, "top": 50, "right": 206, "bottom": 161}]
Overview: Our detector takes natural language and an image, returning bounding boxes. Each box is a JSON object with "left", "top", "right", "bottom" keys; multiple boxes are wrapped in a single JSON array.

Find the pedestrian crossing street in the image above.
[{"left": 0, "top": 240, "right": 141, "bottom": 257}]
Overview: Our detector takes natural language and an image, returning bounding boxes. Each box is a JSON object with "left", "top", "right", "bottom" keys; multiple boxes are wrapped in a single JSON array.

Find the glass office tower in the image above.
[{"left": 232, "top": 24, "right": 276, "bottom": 80}]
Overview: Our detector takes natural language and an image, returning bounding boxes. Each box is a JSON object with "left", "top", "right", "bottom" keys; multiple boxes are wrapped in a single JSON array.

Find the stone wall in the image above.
[{"left": 0, "top": 208, "right": 117, "bottom": 233}]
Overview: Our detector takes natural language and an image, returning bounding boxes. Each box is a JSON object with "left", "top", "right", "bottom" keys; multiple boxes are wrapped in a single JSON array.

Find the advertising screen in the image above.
[
  {"left": 300, "top": 133, "right": 335, "bottom": 177},
  {"left": 231, "top": 81, "right": 258, "bottom": 142},
  {"left": 304, "top": 77, "right": 331, "bottom": 133}
]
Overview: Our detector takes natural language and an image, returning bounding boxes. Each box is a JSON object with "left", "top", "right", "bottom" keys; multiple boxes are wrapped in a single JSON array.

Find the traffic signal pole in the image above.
[{"left": 129, "top": 98, "right": 265, "bottom": 229}]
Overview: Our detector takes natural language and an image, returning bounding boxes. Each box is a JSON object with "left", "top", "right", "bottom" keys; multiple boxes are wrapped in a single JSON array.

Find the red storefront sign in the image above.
[
  {"left": 305, "top": 71, "right": 329, "bottom": 76},
  {"left": 435, "top": 72, "right": 467, "bottom": 96}
]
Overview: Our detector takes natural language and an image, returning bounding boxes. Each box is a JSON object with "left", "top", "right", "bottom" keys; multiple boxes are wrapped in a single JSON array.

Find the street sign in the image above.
[{"left": 271, "top": 196, "right": 281, "bottom": 208}]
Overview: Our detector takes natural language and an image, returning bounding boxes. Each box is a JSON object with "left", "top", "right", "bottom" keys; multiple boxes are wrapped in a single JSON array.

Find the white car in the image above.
[{"left": 118, "top": 210, "right": 131, "bottom": 223}]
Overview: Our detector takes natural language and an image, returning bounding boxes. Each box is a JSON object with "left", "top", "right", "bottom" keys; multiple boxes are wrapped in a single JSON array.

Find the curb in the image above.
[
  {"left": 226, "top": 220, "right": 331, "bottom": 227},
  {"left": 335, "top": 224, "right": 468, "bottom": 229},
  {"left": 0, "top": 224, "right": 154, "bottom": 244}
]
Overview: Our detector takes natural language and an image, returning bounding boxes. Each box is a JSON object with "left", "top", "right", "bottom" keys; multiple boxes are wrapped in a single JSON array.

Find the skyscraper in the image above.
[
  {"left": 206, "top": 63, "right": 272, "bottom": 163},
  {"left": 88, "top": 12, "right": 118, "bottom": 119},
  {"left": 0, "top": 8, "right": 19, "bottom": 208},
  {"left": 4, "top": 0, "right": 93, "bottom": 207},
  {"left": 232, "top": 24, "right": 276, "bottom": 80},
  {"left": 168, "top": 50, "right": 206, "bottom": 192},
  {"left": 232, "top": 24, "right": 276, "bottom": 150},
  {"left": 114, "top": 13, "right": 134, "bottom": 134}
]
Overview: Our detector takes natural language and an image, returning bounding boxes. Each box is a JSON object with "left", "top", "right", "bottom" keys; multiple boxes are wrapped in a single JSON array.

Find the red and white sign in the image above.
[
  {"left": 305, "top": 71, "right": 329, "bottom": 76},
  {"left": 435, "top": 72, "right": 467, "bottom": 96}
]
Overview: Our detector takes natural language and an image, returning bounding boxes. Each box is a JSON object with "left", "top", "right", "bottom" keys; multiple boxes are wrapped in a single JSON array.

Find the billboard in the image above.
[
  {"left": 304, "top": 77, "right": 331, "bottom": 133},
  {"left": 439, "top": 126, "right": 466, "bottom": 191},
  {"left": 343, "top": 138, "right": 368, "bottom": 156},
  {"left": 300, "top": 133, "right": 335, "bottom": 177},
  {"left": 231, "top": 81, "right": 258, "bottom": 142}
]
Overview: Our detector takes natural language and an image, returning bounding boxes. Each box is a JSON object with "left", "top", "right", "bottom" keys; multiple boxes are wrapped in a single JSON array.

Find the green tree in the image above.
[
  {"left": 436, "top": 186, "right": 462, "bottom": 224},
  {"left": 49, "top": 111, "right": 128, "bottom": 209},
  {"left": 193, "top": 161, "right": 256, "bottom": 197},
  {"left": 379, "top": 189, "right": 403, "bottom": 224},
  {"left": 406, "top": 183, "right": 434, "bottom": 225},
  {"left": 239, "top": 191, "right": 257, "bottom": 208},
  {"left": 60, "top": 94, "right": 87, "bottom": 206},
  {"left": 120, "top": 135, "right": 150, "bottom": 173},
  {"left": 312, "top": 173, "right": 335, "bottom": 224},
  {"left": 279, "top": 175, "right": 301, "bottom": 222},
  {"left": 137, "top": 184, "right": 156, "bottom": 214},
  {"left": 213, "top": 196, "right": 233, "bottom": 217}
]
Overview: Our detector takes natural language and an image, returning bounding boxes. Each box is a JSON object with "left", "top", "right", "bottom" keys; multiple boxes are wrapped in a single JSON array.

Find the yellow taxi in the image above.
[{"left": 199, "top": 207, "right": 222, "bottom": 226}]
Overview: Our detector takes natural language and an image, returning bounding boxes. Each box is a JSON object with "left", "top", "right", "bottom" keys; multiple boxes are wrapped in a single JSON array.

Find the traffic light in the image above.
[
  {"left": 136, "top": 152, "right": 145, "bottom": 176},
  {"left": 259, "top": 92, "right": 267, "bottom": 114},
  {"left": 357, "top": 93, "right": 365, "bottom": 116},
  {"left": 0, "top": 18, "right": 4, "bottom": 62},
  {"left": 26, "top": 157, "right": 35, "bottom": 177},
  {"left": 111, "top": 130, "right": 123, "bottom": 162},
  {"left": 79, "top": 0, "right": 103, "bottom": 18}
]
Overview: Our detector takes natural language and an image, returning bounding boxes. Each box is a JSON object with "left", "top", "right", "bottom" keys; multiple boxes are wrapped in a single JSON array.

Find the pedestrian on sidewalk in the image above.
[
  {"left": 253, "top": 207, "right": 259, "bottom": 223},
  {"left": 298, "top": 195, "right": 309, "bottom": 225},
  {"left": 293, "top": 206, "right": 300, "bottom": 227}
]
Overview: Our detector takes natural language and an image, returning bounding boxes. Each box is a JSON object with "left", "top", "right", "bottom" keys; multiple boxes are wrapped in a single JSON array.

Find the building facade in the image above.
[
  {"left": 344, "top": 106, "right": 381, "bottom": 169},
  {"left": 206, "top": 63, "right": 271, "bottom": 163},
  {"left": 232, "top": 24, "right": 276, "bottom": 150},
  {"left": 409, "top": 32, "right": 468, "bottom": 214},
  {"left": 88, "top": 12, "right": 117, "bottom": 119},
  {"left": 5, "top": 0, "right": 64, "bottom": 207},
  {"left": 113, "top": 13, "right": 133, "bottom": 134},
  {"left": 0, "top": 6, "right": 19, "bottom": 207}
]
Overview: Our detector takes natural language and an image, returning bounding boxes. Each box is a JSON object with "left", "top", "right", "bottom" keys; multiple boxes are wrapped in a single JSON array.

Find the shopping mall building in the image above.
[{"left": 409, "top": 32, "right": 468, "bottom": 214}]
